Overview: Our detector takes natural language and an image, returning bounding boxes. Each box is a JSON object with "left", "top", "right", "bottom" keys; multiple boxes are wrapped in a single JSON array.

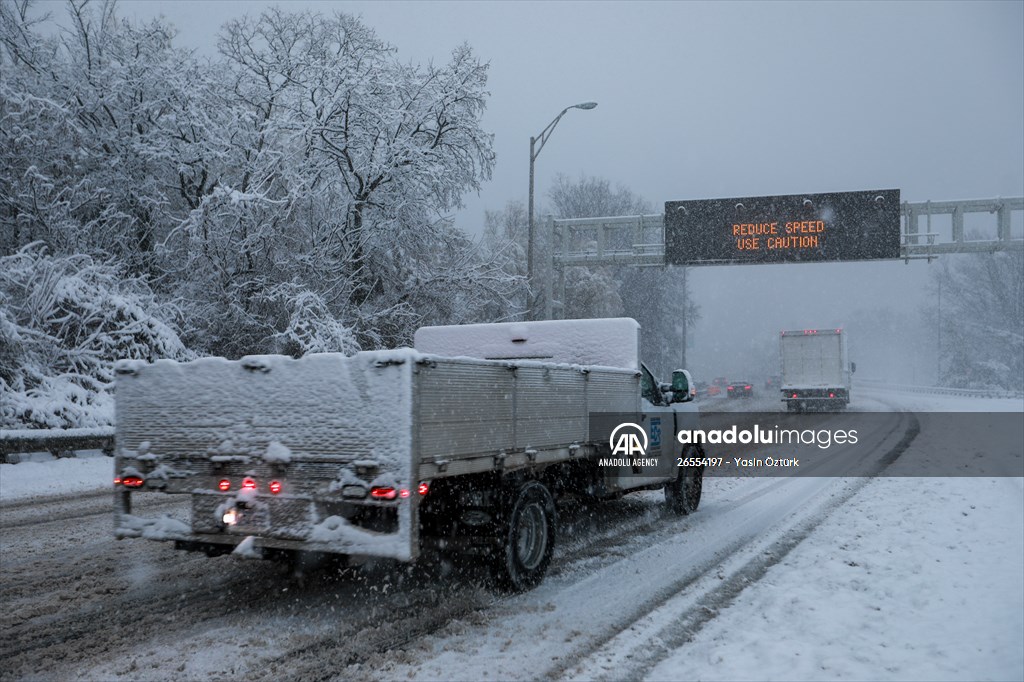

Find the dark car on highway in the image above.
[{"left": 727, "top": 380, "right": 754, "bottom": 398}]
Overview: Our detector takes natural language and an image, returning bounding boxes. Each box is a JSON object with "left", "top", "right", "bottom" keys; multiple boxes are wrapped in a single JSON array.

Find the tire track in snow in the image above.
[
  {"left": 559, "top": 410, "right": 921, "bottom": 681},
  {"left": 365, "top": 410, "right": 913, "bottom": 681}
]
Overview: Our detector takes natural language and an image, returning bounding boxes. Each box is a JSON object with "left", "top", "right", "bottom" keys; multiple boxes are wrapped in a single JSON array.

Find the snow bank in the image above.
[
  {"left": 648, "top": 481, "right": 1024, "bottom": 681},
  {"left": 414, "top": 317, "right": 641, "bottom": 369},
  {"left": 0, "top": 452, "right": 111, "bottom": 502},
  {"left": 859, "top": 386, "right": 1024, "bottom": 413},
  {"left": 115, "top": 513, "right": 190, "bottom": 541}
]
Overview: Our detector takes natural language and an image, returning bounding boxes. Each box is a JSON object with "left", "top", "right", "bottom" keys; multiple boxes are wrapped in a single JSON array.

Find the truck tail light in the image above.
[
  {"left": 218, "top": 479, "right": 231, "bottom": 492},
  {"left": 121, "top": 476, "right": 144, "bottom": 488},
  {"left": 268, "top": 480, "right": 282, "bottom": 495},
  {"left": 418, "top": 482, "right": 430, "bottom": 496},
  {"left": 370, "top": 486, "right": 397, "bottom": 500},
  {"left": 241, "top": 478, "right": 257, "bottom": 491}
]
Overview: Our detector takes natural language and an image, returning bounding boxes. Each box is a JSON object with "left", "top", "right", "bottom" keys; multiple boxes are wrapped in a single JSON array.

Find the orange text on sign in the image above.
[{"left": 785, "top": 220, "right": 825, "bottom": 234}]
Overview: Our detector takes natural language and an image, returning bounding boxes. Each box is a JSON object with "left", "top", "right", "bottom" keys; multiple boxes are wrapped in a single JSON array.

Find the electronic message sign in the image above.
[{"left": 664, "top": 189, "right": 900, "bottom": 265}]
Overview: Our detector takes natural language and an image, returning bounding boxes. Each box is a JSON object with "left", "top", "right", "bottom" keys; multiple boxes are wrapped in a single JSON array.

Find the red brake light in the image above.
[
  {"left": 268, "top": 480, "right": 282, "bottom": 494},
  {"left": 370, "top": 486, "right": 397, "bottom": 500},
  {"left": 122, "top": 476, "right": 144, "bottom": 488},
  {"left": 418, "top": 482, "right": 430, "bottom": 496},
  {"left": 792, "top": 393, "right": 798, "bottom": 398},
  {"left": 241, "top": 478, "right": 257, "bottom": 491},
  {"left": 399, "top": 488, "right": 411, "bottom": 498},
  {"left": 745, "top": 385, "right": 751, "bottom": 390},
  {"left": 727, "top": 386, "right": 734, "bottom": 391},
  {"left": 829, "top": 392, "right": 835, "bottom": 398},
  {"left": 218, "top": 479, "right": 231, "bottom": 492}
]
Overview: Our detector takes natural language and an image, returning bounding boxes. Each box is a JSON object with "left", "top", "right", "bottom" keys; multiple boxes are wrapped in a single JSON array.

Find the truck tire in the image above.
[
  {"left": 492, "top": 480, "right": 556, "bottom": 591},
  {"left": 665, "top": 457, "right": 702, "bottom": 515}
]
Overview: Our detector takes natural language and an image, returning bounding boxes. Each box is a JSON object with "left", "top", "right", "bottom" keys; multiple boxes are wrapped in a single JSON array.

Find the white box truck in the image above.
[
  {"left": 779, "top": 328, "right": 854, "bottom": 411},
  {"left": 112, "top": 318, "right": 705, "bottom": 590}
]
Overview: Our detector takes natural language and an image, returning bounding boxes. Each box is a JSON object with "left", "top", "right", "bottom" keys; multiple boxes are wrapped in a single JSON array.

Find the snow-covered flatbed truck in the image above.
[{"left": 113, "top": 318, "right": 702, "bottom": 589}]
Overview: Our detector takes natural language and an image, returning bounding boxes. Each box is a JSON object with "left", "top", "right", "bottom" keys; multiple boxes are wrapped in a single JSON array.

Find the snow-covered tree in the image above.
[
  {"left": 156, "top": 7, "right": 509, "bottom": 353},
  {"left": 0, "top": 0, "right": 207, "bottom": 274},
  {"left": 0, "top": 244, "right": 192, "bottom": 428},
  {"left": 931, "top": 250, "right": 1023, "bottom": 391},
  {"left": 479, "top": 200, "right": 530, "bottom": 319},
  {"left": 4, "top": 2, "right": 517, "bottom": 365}
]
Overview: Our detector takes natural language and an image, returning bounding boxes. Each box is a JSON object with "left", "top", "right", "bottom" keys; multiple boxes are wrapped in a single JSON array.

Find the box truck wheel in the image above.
[
  {"left": 492, "top": 480, "right": 556, "bottom": 591},
  {"left": 666, "top": 453, "right": 702, "bottom": 515}
]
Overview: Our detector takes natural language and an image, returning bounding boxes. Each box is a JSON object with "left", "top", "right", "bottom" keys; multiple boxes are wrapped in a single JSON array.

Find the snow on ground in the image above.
[
  {"left": 1, "top": 386, "right": 1020, "bottom": 681},
  {"left": 0, "top": 451, "right": 111, "bottom": 503},
  {"left": 635, "top": 389, "right": 1024, "bottom": 681},
  {"left": 859, "top": 386, "right": 1024, "bottom": 413},
  {"left": 645, "top": 475, "right": 1024, "bottom": 682}
]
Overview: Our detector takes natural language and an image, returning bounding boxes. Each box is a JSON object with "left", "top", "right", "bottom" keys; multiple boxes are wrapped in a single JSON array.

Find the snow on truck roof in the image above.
[
  {"left": 112, "top": 319, "right": 642, "bottom": 375},
  {"left": 413, "top": 318, "right": 641, "bottom": 370}
]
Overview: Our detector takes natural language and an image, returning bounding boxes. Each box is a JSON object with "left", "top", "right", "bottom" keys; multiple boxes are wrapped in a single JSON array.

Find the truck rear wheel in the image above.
[
  {"left": 492, "top": 480, "right": 556, "bottom": 592},
  {"left": 666, "top": 458, "right": 702, "bottom": 515}
]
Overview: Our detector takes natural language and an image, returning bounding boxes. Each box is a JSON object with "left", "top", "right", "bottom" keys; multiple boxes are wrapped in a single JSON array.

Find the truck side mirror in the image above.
[
  {"left": 670, "top": 369, "right": 693, "bottom": 403},
  {"left": 850, "top": 361, "right": 857, "bottom": 374}
]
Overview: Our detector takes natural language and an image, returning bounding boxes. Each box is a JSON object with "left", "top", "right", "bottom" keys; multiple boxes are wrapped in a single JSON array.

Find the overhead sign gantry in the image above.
[{"left": 540, "top": 193, "right": 1023, "bottom": 320}]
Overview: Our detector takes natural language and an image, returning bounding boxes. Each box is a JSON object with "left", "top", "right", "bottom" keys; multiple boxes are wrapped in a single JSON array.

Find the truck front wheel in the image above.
[
  {"left": 666, "top": 457, "right": 702, "bottom": 515},
  {"left": 492, "top": 480, "right": 556, "bottom": 591}
]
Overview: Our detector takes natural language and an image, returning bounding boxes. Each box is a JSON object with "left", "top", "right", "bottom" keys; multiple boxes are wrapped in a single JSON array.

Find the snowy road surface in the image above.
[{"left": 1, "top": 389, "right": 1021, "bottom": 681}]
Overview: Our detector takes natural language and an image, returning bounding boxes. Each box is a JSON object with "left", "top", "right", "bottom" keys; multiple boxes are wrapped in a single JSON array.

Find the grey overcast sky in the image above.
[
  {"left": 49, "top": 0, "right": 1024, "bottom": 380},
  {"left": 108, "top": 0, "right": 1023, "bottom": 231}
]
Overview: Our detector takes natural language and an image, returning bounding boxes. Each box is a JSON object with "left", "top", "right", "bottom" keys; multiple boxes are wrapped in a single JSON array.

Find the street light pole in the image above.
[{"left": 527, "top": 101, "right": 597, "bottom": 320}]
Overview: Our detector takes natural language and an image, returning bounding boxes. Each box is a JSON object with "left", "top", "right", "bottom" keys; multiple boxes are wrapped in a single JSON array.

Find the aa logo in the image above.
[{"left": 610, "top": 422, "right": 648, "bottom": 456}]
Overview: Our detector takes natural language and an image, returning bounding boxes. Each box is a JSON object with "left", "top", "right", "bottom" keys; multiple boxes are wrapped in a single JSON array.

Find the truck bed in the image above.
[{"left": 113, "top": 350, "right": 640, "bottom": 560}]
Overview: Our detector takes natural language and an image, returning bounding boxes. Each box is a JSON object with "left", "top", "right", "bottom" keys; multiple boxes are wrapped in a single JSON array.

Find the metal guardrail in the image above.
[
  {"left": 0, "top": 428, "right": 115, "bottom": 464},
  {"left": 857, "top": 378, "right": 1023, "bottom": 400}
]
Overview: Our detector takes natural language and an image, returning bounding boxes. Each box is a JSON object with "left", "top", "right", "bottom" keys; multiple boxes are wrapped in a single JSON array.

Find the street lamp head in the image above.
[{"left": 574, "top": 101, "right": 598, "bottom": 110}]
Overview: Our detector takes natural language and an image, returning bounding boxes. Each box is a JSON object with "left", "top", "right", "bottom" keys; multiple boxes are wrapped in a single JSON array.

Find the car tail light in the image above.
[
  {"left": 745, "top": 385, "right": 751, "bottom": 390},
  {"left": 418, "top": 482, "right": 430, "bottom": 496},
  {"left": 792, "top": 393, "right": 798, "bottom": 398},
  {"left": 218, "top": 479, "right": 231, "bottom": 492},
  {"left": 399, "top": 488, "right": 411, "bottom": 498},
  {"left": 268, "top": 480, "right": 282, "bottom": 495},
  {"left": 370, "top": 486, "right": 397, "bottom": 500},
  {"left": 241, "top": 478, "right": 257, "bottom": 491},
  {"left": 727, "top": 386, "right": 734, "bottom": 391},
  {"left": 114, "top": 477, "right": 122, "bottom": 486},
  {"left": 829, "top": 392, "right": 835, "bottom": 398},
  {"left": 121, "top": 476, "right": 144, "bottom": 488}
]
